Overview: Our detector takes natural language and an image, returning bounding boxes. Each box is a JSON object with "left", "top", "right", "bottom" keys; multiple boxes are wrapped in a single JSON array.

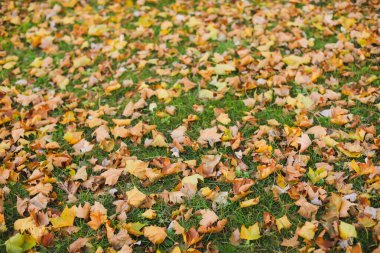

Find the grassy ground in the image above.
[{"left": 0, "top": 0, "right": 379, "bottom": 252}]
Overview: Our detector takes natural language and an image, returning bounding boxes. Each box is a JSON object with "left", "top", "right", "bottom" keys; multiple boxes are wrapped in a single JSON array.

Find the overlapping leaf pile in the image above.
[{"left": 0, "top": 0, "right": 379, "bottom": 252}]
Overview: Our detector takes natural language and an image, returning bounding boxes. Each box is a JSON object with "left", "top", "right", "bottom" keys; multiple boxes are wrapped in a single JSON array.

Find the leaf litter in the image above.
[{"left": 0, "top": 0, "right": 379, "bottom": 252}]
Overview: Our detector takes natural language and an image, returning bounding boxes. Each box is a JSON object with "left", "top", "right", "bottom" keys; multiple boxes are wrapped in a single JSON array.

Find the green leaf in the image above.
[
  {"left": 307, "top": 167, "right": 327, "bottom": 184},
  {"left": 6, "top": 233, "right": 36, "bottom": 253}
]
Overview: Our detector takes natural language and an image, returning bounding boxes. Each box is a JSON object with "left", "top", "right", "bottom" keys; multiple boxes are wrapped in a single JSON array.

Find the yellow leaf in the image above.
[
  {"left": 14, "top": 217, "right": 36, "bottom": 232},
  {"left": 214, "top": 63, "right": 236, "bottom": 75},
  {"left": 64, "top": 131, "right": 82, "bottom": 144},
  {"left": 337, "top": 146, "right": 362, "bottom": 158},
  {"left": 186, "top": 17, "right": 201, "bottom": 28},
  {"left": 61, "top": 111, "right": 76, "bottom": 124},
  {"left": 357, "top": 215, "right": 377, "bottom": 228},
  {"left": 216, "top": 113, "right": 231, "bottom": 125},
  {"left": 282, "top": 55, "right": 310, "bottom": 68},
  {"left": 138, "top": 15, "right": 154, "bottom": 28},
  {"left": 297, "top": 221, "right": 317, "bottom": 241},
  {"left": 3, "top": 62, "right": 17, "bottom": 69},
  {"left": 57, "top": 77, "right": 69, "bottom": 90},
  {"left": 14, "top": 216, "right": 46, "bottom": 241},
  {"left": 199, "top": 89, "right": 214, "bottom": 99},
  {"left": 151, "top": 133, "right": 169, "bottom": 147},
  {"left": 276, "top": 174, "right": 287, "bottom": 189},
  {"left": 123, "top": 222, "right": 145, "bottom": 236},
  {"left": 240, "top": 222, "right": 261, "bottom": 241},
  {"left": 58, "top": 0, "right": 78, "bottom": 7},
  {"left": 340, "top": 17, "right": 356, "bottom": 29},
  {"left": 88, "top": 24, "right": 108, "bottom": 36},
  {"left": 171, "top": 246, "right": 181, "bottom": 253},
  {"left": 276, "top": 215, "right": 292, "bottom": 232},
  {"left": 240, "top": 197, "right": 260, "bottom": 208},
  {"left": 307, "top": 167, "right": 327, "bottom": 184},
  {"left": 125, "top": 159, "right": 149, "bottom": 180},
  {"left": 73, "top": 56, "right": 91, "bottom": 68},
  {"left": 50, "top": 206, "right": 76, "bottom": 228},
  {"left": 104, "top": 82, "right": 121, "bottom": 94},
  {"left": 322, "top": 136, "right": 338, "bottom": 147},
  {"left": 126, "top": 187, "right": 147, "bottom": 207},
  {"left": 349, "top": 160, "right": 361, "bottom": 174},
  {"left": 30, "top": 57, "right": 42, "bottom": 68},
  {"left": 143, "top": 226, "right": 167, "bottom": 244},
  {"left": 182, "top": 174, "right": 204, "bottom": 186},
  {"left": 339, "top": 221, "right": 357, "bottom": 240},
  {"left": 142, "top": 209, "right": 157, "bottom": 220}
]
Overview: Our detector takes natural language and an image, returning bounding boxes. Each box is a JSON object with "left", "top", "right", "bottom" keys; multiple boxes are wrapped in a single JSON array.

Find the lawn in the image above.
[{"left": 0, "top": 0, "right": 379, "bottom": 252}]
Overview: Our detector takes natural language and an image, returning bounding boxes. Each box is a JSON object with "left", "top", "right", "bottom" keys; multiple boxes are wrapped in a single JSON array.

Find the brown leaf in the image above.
[
  {"left": 197, "top": 127, "right": 222, "bottom": 147},
  {"left": 69, "top": 237, "right": 90, "bottom": 253},
  {"left": 101, "top": 168, "right": 123, "bottom": 186}
]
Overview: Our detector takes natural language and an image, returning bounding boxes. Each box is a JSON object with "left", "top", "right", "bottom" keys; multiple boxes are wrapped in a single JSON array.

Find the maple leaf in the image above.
[
  {"left": 125, "top": 159, "right": 149, "bottom": 180},
  {"left": 151, "top": 131, "right": 168, "bottom": 147},
  {"left": 297, "top": 221, "right": 317, "bottom": 241},
  {"left": 240, "top": 222, "right": 261, "bottom": 241},
  {"left": 126, "top": 187, "right": 147, "bottom": 208},
  {"left": 6, "top": 233, "right": 36, "bottom": 253},
  {"left": 198, "top": 219, "right": 227, "bottom": 234},
  {"left": 170, "top": 125, "right": 187, "bottom": 144},
  {"left": 73, "top": 56, "right": 91, "bottom": 68},
  {"left": 14, "top": 216, "right": 46, "bottom": 242},
  {"left": 214, "top": 63, "right": 236, "bottom": 75},
  {"left": 197, "top": 127, "right": 222, "bottom": 147},
  {"left": 182, "top": 174, "right": 204, "bottom": 186},
  {"left": 106, "top": 222, "right": 133, "bottom": 249},
  {"left": 281, "top": 235, "right": 300, "bottom": 247},
  {"left": 57, "top": 0, "right": 78, "bottom": 7},
  {"left": 72, "top": 139, "right": 94, "bottom": 154},
  {"left": 88, "top": 24, "right": 108, "bottom": 36},
  {"left": 307, "top": 167, "right": 327, "bottom": 184},
  {"left": 181, "top": 77, "right": 197, "bottom": 92},
  {"left": 73, "top": 166, "right": 88, "bottom": 181},
  {"left": 339, "top": 221, "right": 357, "bottom": 240},
  {"left": 101, "top": 168, "right": 123, "bottom": 186},
  {"left": 143, "top": 226, "right": 167, "bottom": 244},
  {"left": 275, "top": 215, "right": 292, "bottom": 231},
  {"left": 216, "top": 112, "right": 231, "bottom": 125},
  {"left": 141, "top": 209, "right": 157, "bottom": 220},
  {"left": 240, "top": 197, "right": 260, "bottom": 208},
  {"left": 50, "top": 206, "right": 76, "bottom": 229},
  {"left": 68, "top": 238, "right": 90, "bottom": 253},
  {"left": 63, "top": 131, "right": 82, "bottom": 144},
  {"left": 230, "top": 228, "right": 241, "bottom": 246},
  {"left": 92, "top": 125, "right": 110, "bottom": 142},
  {"left": 295, "top": 198, "right": 319, "bottom": 219},
  {"left": 282, "top": 55, "right": 310, "bottom": 68},
  {"left": 87, "top": 202, "right": 107, "bottom": 230},
  {"left": 298, "top": 133, "right": 312, "bottom": 153},
  {"left": 196, "top": 209, "right": 218, "bottom": 227},
  {"left": 123, "top": 222, "right": 145, "bottom": 236},
  {"left": 76, "top": 203, "right": 91, "bottom": 220}
]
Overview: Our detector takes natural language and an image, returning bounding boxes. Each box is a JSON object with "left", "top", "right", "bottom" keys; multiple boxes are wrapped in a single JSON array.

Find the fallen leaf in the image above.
[
  {"left": 126, "top": 187, "right": 147, "bottom": 208},
  {"left": 143, "top": 226, "right": 167, "bottom": 244},
  {"left": 297, "top": 221, "right": 317, "bottom": 241},
  {"left": 240, "top": 222, "right": 261, "bottom": 241},
  {"left": 50, "top": 206, "right": 76, "bottom": 228},
  {"left": 6, "top": 233, "right": 36, "bottom": 253},
  {"left": 339, "top": 221, "right": 357, "bottom": 240},
  {"left": 298, "top": 133, "right": 312, "bottom": 153},
  {"left": 276, "top": 215, "right": 292, "bottom": 231},
  {"left": 69, "top": 238, "right": 90, "bottom": 253}
]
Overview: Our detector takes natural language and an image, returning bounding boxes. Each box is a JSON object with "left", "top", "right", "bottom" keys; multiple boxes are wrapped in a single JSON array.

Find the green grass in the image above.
[{"left": 0, "top": 0, "right": 379, "bottom": 252}]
